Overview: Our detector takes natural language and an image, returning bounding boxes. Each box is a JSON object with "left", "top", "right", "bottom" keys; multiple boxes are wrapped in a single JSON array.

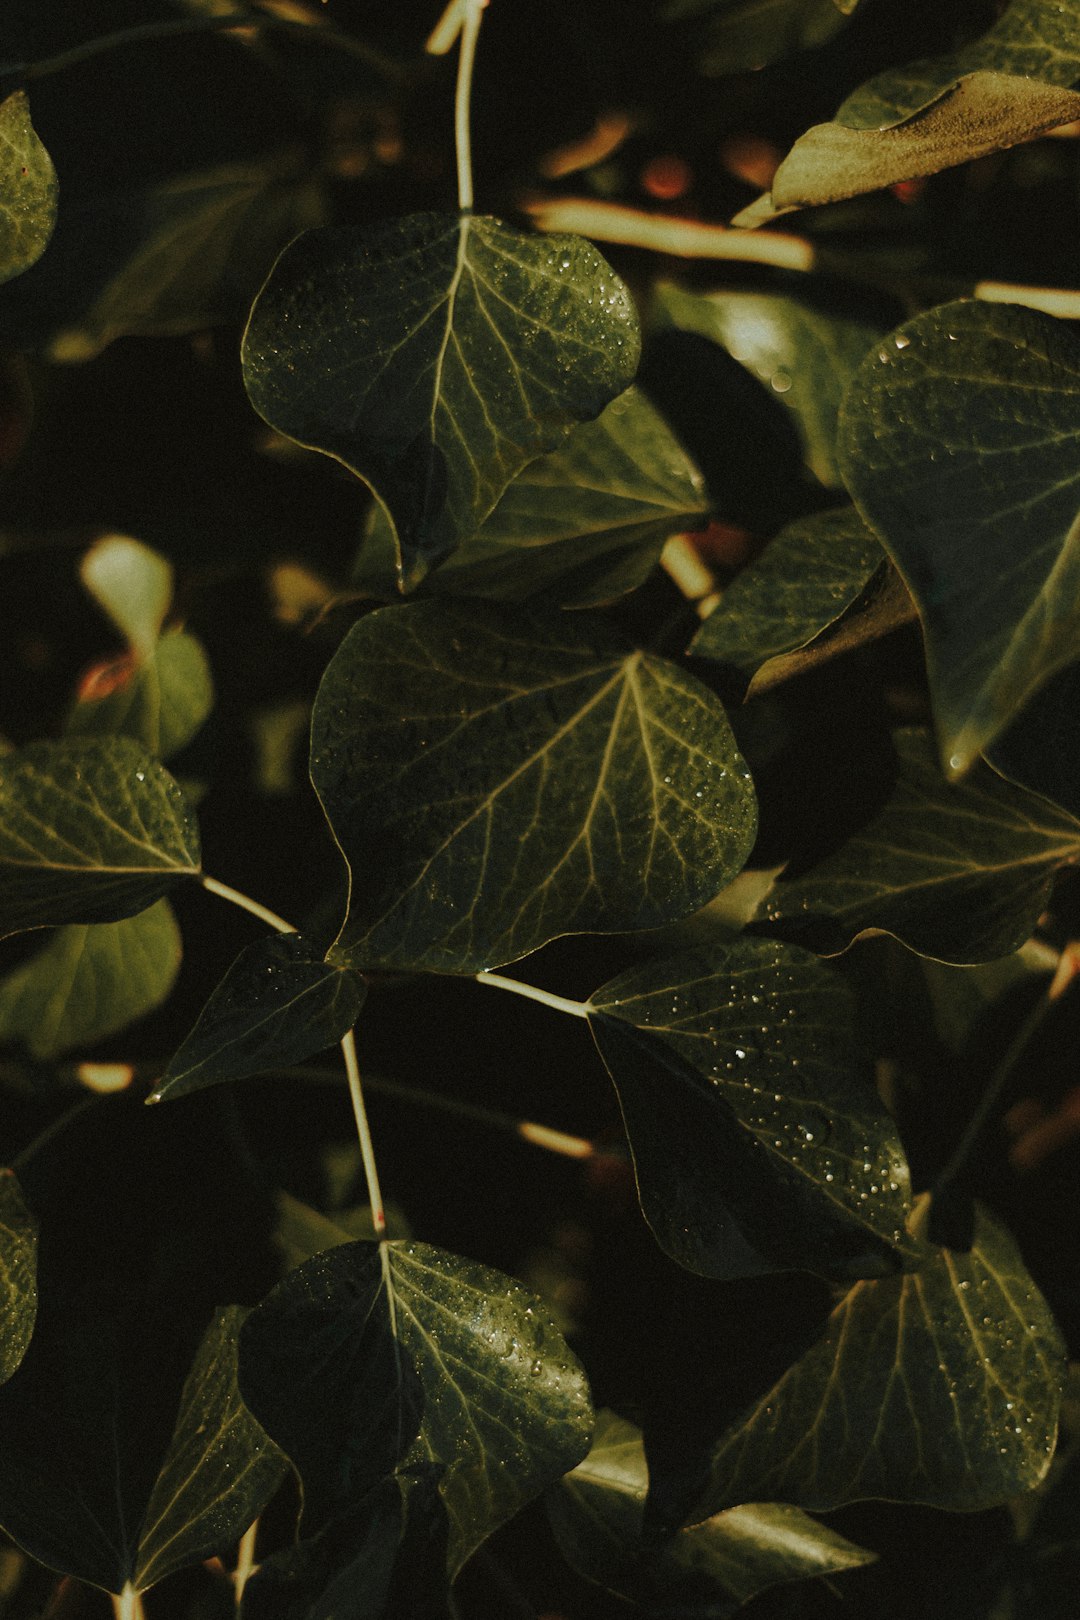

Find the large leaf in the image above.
[
  {"left": 588, "top": 940, "right": 917, "bottom": 1281},
  {"left": 987, "top": 660, "right": 1080, "bottom": 821},
  {"left": 311, "top": 602, "right": 757, "bottom": 974},
  {"left": 66, "top": 631, "right": 215, "bottom": 761},
  {"left": 839, "top": 301, "right": 1080, "bottom": 772},
  {"left": 685, "top": 1205, "right": 1066, "bottom": 1520},
  {"left": 0, "top": 737, "right": 200, "bottom": 940},
  {"left": 238, "top": 1239, "right": 593, "bottom": 1575},
  {"left": 0, "top": 91, "right": 58, "bottom": 285},
  {"left": 0, "top": 1173, "right": 36, "bottom": 1387},
  {"left": 354, "top": 386, "right": 708, "bottom": 609},
  {"left": 664, "top": 0, "right": 862, "bottom": 75},
  {"left": 150, "top": 932, "right": 366, "bottom": 1104},
  {"left": 242, "top": 213, "right": 641, "bottom": 586},
  {"left": 0, "top": 899, "right": 182, "bottom": 1060},
  {"left": 548, "top": 1411, "right": 873, "bottom": 1616},
  {"left": 654, "top": 286, "right": 883, "bottom": 488},
  {"left": 757, "top": 729, "right": 1080, "bottom": 963}
]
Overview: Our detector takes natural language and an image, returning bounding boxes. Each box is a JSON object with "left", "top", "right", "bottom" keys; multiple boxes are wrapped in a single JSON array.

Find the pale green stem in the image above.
[
  {"left": 112, "top": 1585, "right": 145, "bottom": 1620},
  {"left": 474, "top": 971, "right": 590, "bottom": 1020},
  {"left": 234, "top": 1519, "right": 259, "bottom": 1607},
  {"left": 342, "top": 1028, "right": 387, "bottom": 1236},
  {"left": 453, "top": 0, "right": 485, "bottom": 212},
  {"left": 199, "top": 874, "right": 296, "bottom": 936}
]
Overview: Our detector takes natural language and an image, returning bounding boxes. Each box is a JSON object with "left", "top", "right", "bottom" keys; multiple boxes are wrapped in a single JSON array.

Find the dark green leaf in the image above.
[
  {"left": 150, "top": 933, "right": 366, "bottom": 1104},
  {"left": 67, "top": 632, "right": 215, "bottom": 761},
  {"left": 664, "top": 0, "right": 862, "bottom": 75},
  {"left": 548, "top": 1411, "right": 873, "bottom": 1616},
  {"left": 757, "top": 730, "right": 1080, "bottom": 963},
  {"left": 838, "top": 301, "right": 1080, "bottom": 771},
  {"left": 0, "top": 737, "right": 200, "bottom": 941},
  {"left": 354, "top": 386, "right": 708, "bottom": 609},
  {"left": 686, "top": 1204, "right": 1066, "bottom": 1519},
  {"left": 238, "top": 1239, "right": 593, "bottom": 1575},
  {"left": 987, "top": 659, "right": 1080, "bottom": 821},
  {"left": 0, "top": 899, "right": 182, "bottom": 1060},
  {"left": 654, "top": 287, "right": 883, "bottom": 487},
  {"left": 0, "top": 91, "right": 57, "bottom": 284},
  {"left": 588, "top": 940, "right": 917, "bottom": 1280},
  {"left": 242, "top": 214, "right": 641, "bottom": 586},
  {"left": 0, "top": 1173, "right": 36, "bottom": 1387},
  {"left": 133, "top": 1307, "right": 288, "bottom": 1593},
  {"left": 311, "top": 602, "right": 757, "bottom": 974}
]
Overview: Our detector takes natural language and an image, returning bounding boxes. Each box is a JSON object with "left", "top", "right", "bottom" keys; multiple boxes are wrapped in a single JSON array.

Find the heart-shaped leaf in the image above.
[
  {"left": 150, "top": 932, "right": 366, "bottom": 1103},
  {"left": 66, "top": 631, "right": 215, "bottom": 761},
  {"left": 588, "top": 940, "right": 917, "bottom": 1280},
  {"left": 839, "top": 301, "right": 1080, "bottom": 772},
  {"left": 242, "top": 213, "right": 640, "bottom": 586},
  {"left": 0, "top": 737, "right": 200, "bottom": 941},
  {"left": 311, "top": 602, "right": 757, "bottom": 974},
  {"left": 79, "top": 536, "right": 173, "bottom": 665},
  {"left": 0, "top": 91, "right": 57, "bottom": 285}
]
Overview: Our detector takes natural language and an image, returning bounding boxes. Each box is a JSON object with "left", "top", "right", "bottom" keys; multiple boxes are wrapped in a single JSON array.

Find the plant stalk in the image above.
[
  {"left": 199, "top": 874, "right": 297, "bottom": 936},
  {"left": 341, "top": 1028, "right": 387, "bottom": 1236},
  {"left": 474, "top": 970, "right": 590, "bottom": 1020}
]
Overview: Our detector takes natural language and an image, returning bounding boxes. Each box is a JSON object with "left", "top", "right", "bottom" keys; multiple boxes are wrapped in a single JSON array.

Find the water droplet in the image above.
[
  {"left": 771, "top": 370, "right": 792, "bottom": 393},
  {"left": 894, "top": 333, "right": 911, "bottom": 350}
]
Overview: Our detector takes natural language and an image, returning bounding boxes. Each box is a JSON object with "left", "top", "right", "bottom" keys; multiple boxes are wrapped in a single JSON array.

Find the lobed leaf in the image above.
[
  {"left": 0, "top": 91, "right": 57, "bottom": 285},
  {"left": 311, "top": 602, "right": 757, "bottom": 974}
]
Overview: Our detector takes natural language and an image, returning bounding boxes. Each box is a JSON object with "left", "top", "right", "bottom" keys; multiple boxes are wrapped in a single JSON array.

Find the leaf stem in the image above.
[
  {"left": 234, "top": 1519, "right": 259, "bottom": 1607},
  {"left": 199, "top": 874, "right": 297, "bottom": 936},
  {"left": 454, "top": 0, "right": 487, "bottom": 212},
  {"left": 111, "top": 1585, "right": 145, "bottom": 1620},
  {"left": 474, "top": 971, "right": 590, "bottom": 1020},
  {"left": 341, "top": 1028, "right": 387, "bottom": 1237}
]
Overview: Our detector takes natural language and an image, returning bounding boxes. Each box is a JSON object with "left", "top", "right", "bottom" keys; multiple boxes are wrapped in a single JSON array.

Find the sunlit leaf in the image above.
[
  {"left": 79, "top": 535, "right": 172, "bottom": 664},
  {"left": 0, "top": 91, "right": 57, "bottom": 285},
  {"left": 548, "top": 1411, "right": 874, "bottom": 1615},
  {"left": 311, "top": 602, "right": 757, "bottom": 974},
  {"left": 150, "top": 932, "right": 365, "bottom": 1103},
  {"left": 66, "top": 631, "right": 215, "bottom": 762},
  {"left": 685, "top": 1205, "right": 1066, "bottom": 1519},
  {"left": 664, "top": 0, "right": 863, "bottom": 75},
  {"left": 757, "top": 730, "right": 1080, "bottom": 963},
  {"left": 0, "top": 900, "right": 181, "bottom": 1060},
  {"left": 0, "top": 737, "right": 200, "bottom": 941},
  {"left": 588, "top": 940, "right": 918, "bottom": 1280},
  {"left": 242, "top": 213, "right": 641, "bottom": 586},
  {"left": 0, "top": 1173, "right": 36, "bottom": 1387},
  {"left": 839, "top": 302, "right": 1080, "bottom": 772}
]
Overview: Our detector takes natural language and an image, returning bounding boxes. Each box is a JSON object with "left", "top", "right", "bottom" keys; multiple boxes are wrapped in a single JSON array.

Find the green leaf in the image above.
[
  {"left": 311, "top": 602, "right": 757, "bottom": 974},
  {"left": 548, "top": 1411, "right": 874, "bottom": 1616},
  {"left": 756, "top": 730, "right": 1080, "bottom": 964},
  {"left": 354, "top": 386, "right": 708, "bottom": 609},
  {"left": 242, "top": 213, "right": 641, "bottom": 587},
  {"left": 66, "top": 631, "right": 215, "bottom": 761},
  {"left": 0, "top": 899, "right": 182, "bottom": 1060},
  {"left": 79, "top": 535, "right": 173, "bottom": 664},
  {"left": 0, "top": 91, "right": 57, "bottom": 285},
  {"left": 689, "top": 507, "right": 886, "bottom": 684},
  {"left": 150, "top": 932, "right": 366, "bottom": 1103},
  {"left": 238, "top": 1239, "right": 593, "bottom": 1575},
  {"left": 0, "top": 1173, "right": 36, "bottom": 1387},
  {"left": 664, "top": 0, "right": 862, "bottom": 75},
  {"left": 0, "top": 737, "right": 200, "bottom": 941},
  {"left": 588, "top": 940, "right": 917, "bottom": 1281},
  {"left": 987, "top": 659, "right": 1080, "bottom": 822},
  {"left": 133, "top": 1307, "right": 288, "bottom": 1593},
  {"left": 686, "top": 1205, "right": 1066, "bottom": 1519},
  {"left": 654, "top": 286, "right": 883, "bottom": 487}
]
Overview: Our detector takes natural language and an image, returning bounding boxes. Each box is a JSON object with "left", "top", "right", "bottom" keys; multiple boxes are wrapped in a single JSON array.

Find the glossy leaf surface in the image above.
[
  {"left": 0, "top": 1174, "right": 36, "bottom": 1387},
  {"left": 151, "top": 932, "right": 365, "bottom": 1103},
  {"left": 242, "top": 213, "right": 640, "bottom": 586},
  {"left": 757, "top": 730, "right": 1080, "bottom": 963},
  {"left": 0, "top": 899, "right": 181, "bottom": 1060},
  {"left": 312, "top": 603, "right": 756, "bottom": 974},
  {"left": 0, "top": 92, "right": 57, "bottom": 285},
  {"left": 549, "top": 1411, "right": 873, "bottom": 1615},
  {"left": 588, "top": 941, "right": 916, "bottom": 1280},
  {"left": 66, "top": 631, "right": 215, "bottom": 762},
  {"left": 839, "top": 302, "right": 1080, "bottom": 771},
  {"left": 0, "top": 737, "right": 200, "bottom": 940}
]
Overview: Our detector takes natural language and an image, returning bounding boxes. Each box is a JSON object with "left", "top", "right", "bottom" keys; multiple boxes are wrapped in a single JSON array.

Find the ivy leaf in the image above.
[
  {"left": 587, "top": 940, "right": 917, "bottom": 1281},
  {"left": 66, "top": 632, "right": 215, "bottom": 762},
  {"left": 756, "top": 730, "right": 1080, "bottom": 964},
  {"left": 0, "top": 91, "right": 58, "bottom": 285},
  {"left": 238, "top": 1239, "right": 593, "bottom": 1575},
  {"left": 242, "top": 214, "right": 641, "bottom": 587},
  {"left": 654, "top": 287, "right": 883, "bottom": 487},
  {"left": 310, "top": 602, "right": 757, "bottom": 974},
  {"left": 0, "top": 737, "right": 200, "bottom": 941},
  {"left": 132, "top": 1308, "right": 288, "bottom": 1593},
  {"left": 354, "top": 386, "right": 708, "bottom": 610},
  {"left": 685, "top": 1205, "right": 1066, "bottom": 1520},
  {"left": 664, "top": 0, "right": 862, "bottom": 75},
  {"left": 0, "top": 1173, "right": 36, "bottom": 1387},
  {"left": 548, "top": 1411, "right": 874, "bottom": 1616},
  {"left": 0, "top": 899, "right": 182, "bottom": 1060},
  {"left": 150, "top": 933, "right": 366, "bottom": 1104}
]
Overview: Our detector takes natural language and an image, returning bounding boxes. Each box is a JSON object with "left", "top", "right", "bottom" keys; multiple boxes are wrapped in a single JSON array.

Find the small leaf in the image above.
[
  {"left": 0, "top": 900, "right": 182, "bottom": 1060},
  {"left": 588, "top": 940, "right": 917, "bottom": 1280},
  {"left": 66, "top": 631, "right": 215, "bottom": 761},
  {"left": 311, "top": 602, "right": 757, "bottom": 974},
  {"left": 242, "top": 213, "right": 641, "bottom": 586},
  {"left": 79, "top": 535, "right": 172, "bottom": 664},
  {"left": 549, "top": 1411, "right": 873, "bottom": 1616},
  {"left": 664, "top": 0, "right": 862, "bottom": 75},
  {"left": 133, "top": 1307, "right": 288, "bottom": 1593},
  {"left": 757, "top": 730, "right": 1080, "bottom": 963},
  {"left": 238, "top": 1240, "right": 593, "bottom": 1575},
  {"left": 839, "top": 302, "right": 1080, "bottom": 771},
  {"left": 0, "top": 92, "right": 57, "bottom": 285},
  {"left": 151, "top": 933, "right": 366, "bottom": 1104},
  {"left": 0, "top": 1173, "right": 36, "bottom": 1387},
  {"left": 0, "top": 737, "right": 200, "bottom": 941},
  {"left": 686, "top": 1205, "right": 1066, "bottom": 1520}
]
